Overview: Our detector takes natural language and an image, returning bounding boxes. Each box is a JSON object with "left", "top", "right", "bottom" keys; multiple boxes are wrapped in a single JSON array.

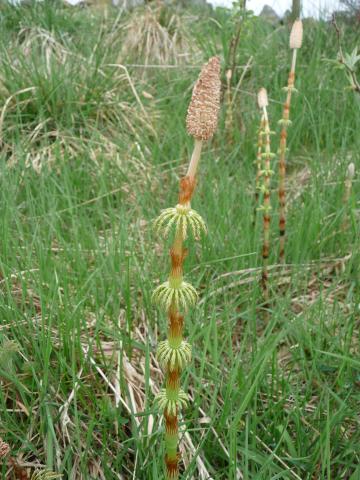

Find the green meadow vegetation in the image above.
[{"left": 0, "top": 0, "right": 359, "bottom": 478}]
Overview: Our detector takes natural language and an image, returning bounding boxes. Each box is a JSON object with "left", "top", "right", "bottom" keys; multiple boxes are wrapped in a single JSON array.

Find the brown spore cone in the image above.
[{"left": 186, "top": 56, "right": 221, "bottom": 141}]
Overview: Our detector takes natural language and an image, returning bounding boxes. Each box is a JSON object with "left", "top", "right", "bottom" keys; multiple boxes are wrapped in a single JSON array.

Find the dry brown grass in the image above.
[{"left": 120, "top": 6, "right": 198, "bottom": 66}]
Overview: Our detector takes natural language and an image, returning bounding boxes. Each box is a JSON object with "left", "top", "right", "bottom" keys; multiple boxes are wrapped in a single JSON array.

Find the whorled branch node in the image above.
[
  {"left": 282, "top": 85, "right": 298, "bottom": 93},
  {"left": 155, "top": 389, "right": 189, "bottom": 417},
  {"left": 152, "top": 281, "right": 198, "bottom": 311},
  {"left": 154, "top": 205, "right": 207, "bottom": 240},
  {"left": 157, "top": 340, "right": 192, "bottom": 370},
  {"left": 278, "top": 118, "right": 292, "bottom": 127}
]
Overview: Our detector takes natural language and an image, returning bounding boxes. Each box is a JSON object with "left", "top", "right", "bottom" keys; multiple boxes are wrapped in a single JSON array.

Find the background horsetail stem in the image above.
[
  {"left": 153, "top": 57, "right": 220, "bottom": 479},
  {"left": 278, "top": 19, "right": 303, "bottom": 263},
  {"left": 258, "top": 88, "right": 274, "bottom": 301},
  {"left": 253, "top": 115, "right": 265, "bottom": 227},
  {"left": 225, "top": 69, "right": 233, "bottom": 140}
]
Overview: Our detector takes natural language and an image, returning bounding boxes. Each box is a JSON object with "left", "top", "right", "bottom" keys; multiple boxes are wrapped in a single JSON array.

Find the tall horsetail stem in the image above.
[
  {"left": 153, "top": 57, "right": 221, "bottom": 479},
  {"left": 278, "top": 19, "right": 303, "bottom": 262},
  {"left": 225, "top": 69, "right": 233, "bottom": 139},
  {"left": 257, "top": 88, "right": 274, "bottom": 300},
  {"left": 253, "top": 114, "right": 265, "bottom": 227}
]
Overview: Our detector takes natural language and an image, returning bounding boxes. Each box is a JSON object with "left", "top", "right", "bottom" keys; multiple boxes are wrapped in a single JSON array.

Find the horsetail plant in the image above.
[
  {"left": 278, "top": 19, "right": 303, "bottom": 263},
  {"left": 257, "top": 88, "right": 274, "bottom": 300},
  {"left": 153, "top": 56, "right": 221, "bottom": 479}
]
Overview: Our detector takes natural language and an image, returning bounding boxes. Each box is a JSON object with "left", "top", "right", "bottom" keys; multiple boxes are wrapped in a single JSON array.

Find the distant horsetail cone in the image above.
[
  {"left": 289, "top": 19, "right": 303, "bottom": 49},
  {"left": 257, "top": 89, "right": 274, "bottom": 300},
  {"left": 257, "top": 87, "right": 268, "bottom": 109},
  {"left": 154, "top": 57, "right": 220, "bottom": 479},
  {"left": 278, "top": 19, "right": 303, "bottom": 263}
]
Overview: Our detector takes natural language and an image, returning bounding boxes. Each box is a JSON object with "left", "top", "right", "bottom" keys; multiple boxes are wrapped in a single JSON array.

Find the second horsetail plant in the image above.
[
  {"left": 278, "top": 19, "right": 303, "bottom": 263},
  {"left": 257, "top": 88, "right": 274, "bottom": 300},
  {"left": 153, "top": 56, "right": 221, "bottom": 479}
]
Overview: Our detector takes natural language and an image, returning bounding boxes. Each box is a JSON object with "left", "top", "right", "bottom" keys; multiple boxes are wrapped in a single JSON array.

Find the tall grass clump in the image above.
[
  {"left": 278, "top": 19, "right": 303, "bottom": 263},
  {"left": 120, "top": 5, "right": 196, "bottom": 66},
  {"left": 0, "top": 8, "right": 157, "bottom": 173},
  {"left": 152, "top": 57, "right": 220, "bottom": 479}
]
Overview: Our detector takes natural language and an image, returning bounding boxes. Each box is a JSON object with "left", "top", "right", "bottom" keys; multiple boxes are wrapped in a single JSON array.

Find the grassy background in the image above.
[{"left": 0, "top": 0, "right": 359, "bottom": 478}]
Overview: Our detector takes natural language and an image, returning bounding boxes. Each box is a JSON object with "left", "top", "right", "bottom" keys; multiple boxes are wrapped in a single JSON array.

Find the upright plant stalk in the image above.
[
  {"left": 253, "top": 114, "right": 265, "bottom": 227},
  {"left": 257, "top": 88, "right": 274, "bottom": 300},
  {"left": 153, "top": 57, "right": 221, "bottom": 479},
  {"left": 278, "top": 19, "right": 303, "bottom": 263},
  {"left": 343, "top": 162, "right": 355, "bottom": 204},
  {"left": 225, "top": 69, "right": 233, "bottom": 138},
  {"left": 227, "top": 0, "right": 247, "bottom": 81}
]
